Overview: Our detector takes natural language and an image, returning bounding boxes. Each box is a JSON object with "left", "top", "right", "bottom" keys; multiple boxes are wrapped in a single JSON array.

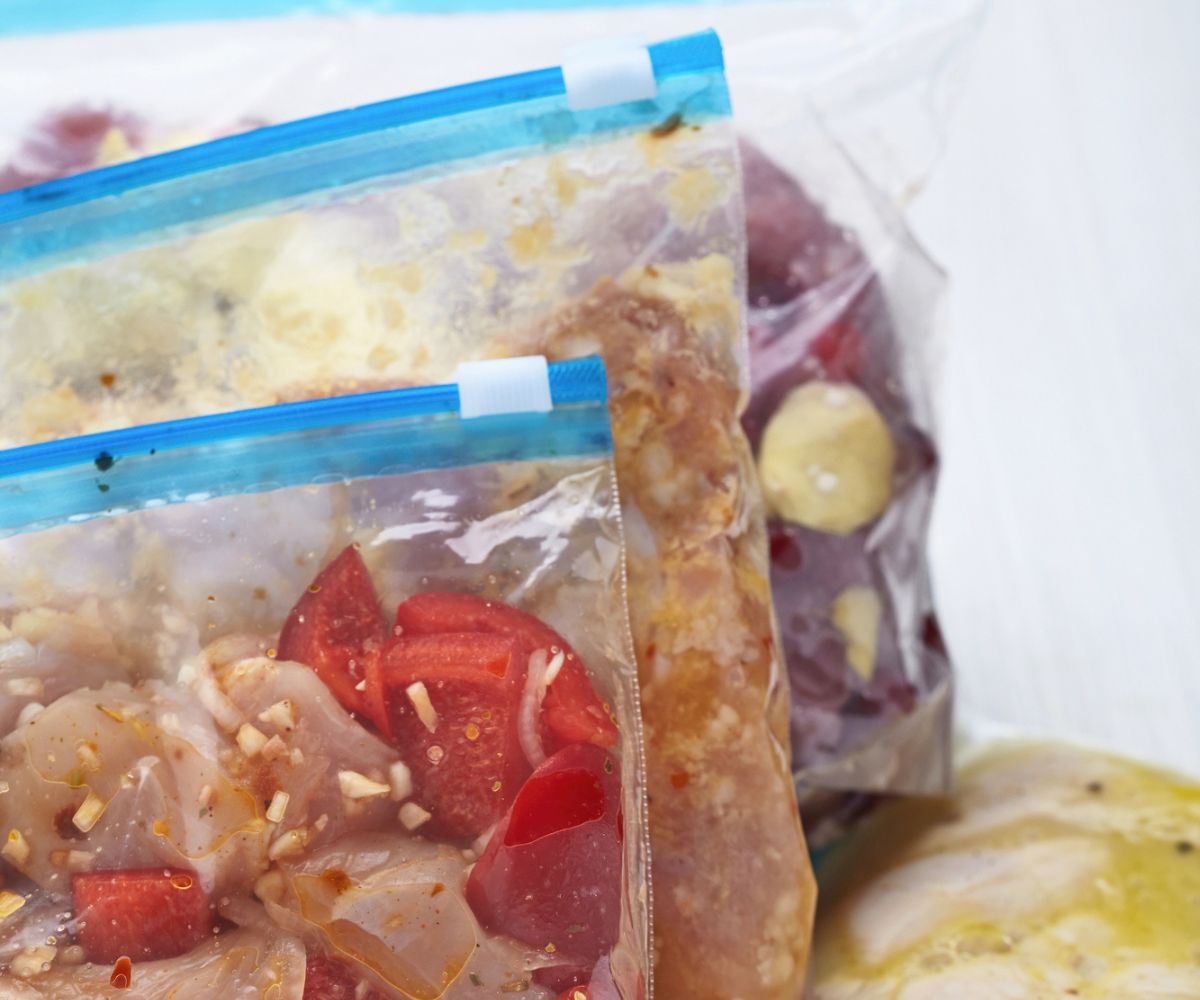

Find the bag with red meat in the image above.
[
  {"left": 739, "top": 127, "right": 953, "bottom": 837},
  {"left": 0, "top": 356, "right": 648, "bottom": 998}
]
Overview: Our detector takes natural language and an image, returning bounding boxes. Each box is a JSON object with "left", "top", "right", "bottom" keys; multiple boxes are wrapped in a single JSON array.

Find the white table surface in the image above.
[{"left": 912, "top": 0, "right": 1200, "bottom": 774}]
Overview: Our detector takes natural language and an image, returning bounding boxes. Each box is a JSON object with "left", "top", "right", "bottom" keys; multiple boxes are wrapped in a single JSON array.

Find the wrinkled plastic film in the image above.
[
  {"left": 0, "top": 37, "right": 815, "bottom": 998},
  {"left": 0, "top": 4, "right": 977, "bottom": 822},
  {"left": 0, "top": 372, "right": 651, "bottom": 999},
  {"left": 738, "top": 120, "right": 952, "bottom": 820}
]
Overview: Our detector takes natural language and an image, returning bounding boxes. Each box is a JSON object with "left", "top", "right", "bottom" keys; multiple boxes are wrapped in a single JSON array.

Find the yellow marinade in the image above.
[{"left": 812, "top": 742, "right": 1200, "bottom": 999}]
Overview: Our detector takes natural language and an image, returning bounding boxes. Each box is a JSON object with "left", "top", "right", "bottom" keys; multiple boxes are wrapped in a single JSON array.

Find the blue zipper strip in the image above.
[
  {"left": 0, "top": 31, "right": 727, "bottom": 276},
  {"left": 0, "top": 356, "right": 611, "bottom": 537},
  {"left": 0, "top": 0, "right": 729, "bottom": 37}
]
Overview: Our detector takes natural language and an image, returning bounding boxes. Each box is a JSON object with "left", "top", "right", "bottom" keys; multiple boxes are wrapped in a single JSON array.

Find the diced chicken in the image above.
[
  {"left": 0, "top": 682, "right": 267, "bottom": 897},
  {"left": 272, "top": 834, "right": 559, "bottom": 1000},
  {"left": 0, "top": 925, "right": 306, "bottom": 998},
  {"left": 210, "top": 652, "right": 401, "bottom": 850},
  {"left": 0, "top": 626, "right": 128, "bottom": 737}
]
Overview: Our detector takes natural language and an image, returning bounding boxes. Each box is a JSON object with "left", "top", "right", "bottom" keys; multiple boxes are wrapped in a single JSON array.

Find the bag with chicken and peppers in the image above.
[
  {"left": 0, "top": 355, "right": 649, "bottom": 999},
  {"left": 0, "top": 33, "right": 814, "bottom": 998},
  {"left": 0, "top": 2, "right": 980, "bottom": 847}
]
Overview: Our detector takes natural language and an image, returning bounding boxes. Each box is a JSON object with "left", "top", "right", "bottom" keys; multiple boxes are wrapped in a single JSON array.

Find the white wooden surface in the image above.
[{"left": 912, "top": 0, "right": 1200, "bottom": 774}]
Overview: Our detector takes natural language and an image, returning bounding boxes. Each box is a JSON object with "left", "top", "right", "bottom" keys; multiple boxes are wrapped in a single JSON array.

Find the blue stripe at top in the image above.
[
  {"left": 0, "top": 31, "right": 728, "bottom": 276},
  {"left": 0, "top": 0, "right": 738, "bottom": 37},
  {"left": 0, "top": 356, "right": 611, "bottom": 537}
]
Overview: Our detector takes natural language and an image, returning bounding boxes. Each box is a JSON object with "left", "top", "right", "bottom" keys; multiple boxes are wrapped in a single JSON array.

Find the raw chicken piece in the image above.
[
  {"left": 0, "top": 607, "right": 130, "bottom": 736},
  {"left": 0, "top": 925, "right": 306, "bottom": 998},
  {"left": 519, "top": 270, "right": 816, "bottom": 1000},
  {"left": 0, "top": 682, "right": 266, "bottom": 898},
  {"left": 811, "top": 742, "right": 1200, "bottom": 999},
  {"left": 741, "top": 140, "right": 950, "bottom": 807},
  {"left": 208, "top": 646, "right": 402, "bottom": 850},
  {"left": 267, "top": 833, "right": 557, "bottom": 999}
]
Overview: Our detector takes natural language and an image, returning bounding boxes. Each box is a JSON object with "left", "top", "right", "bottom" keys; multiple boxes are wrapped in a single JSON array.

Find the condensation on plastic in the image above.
[
  {"left": 0, "top": 369, "right": 650, "bottom": 999},
  {"left": 0, "top": 37, "right": 816, "bottom": 1000}
]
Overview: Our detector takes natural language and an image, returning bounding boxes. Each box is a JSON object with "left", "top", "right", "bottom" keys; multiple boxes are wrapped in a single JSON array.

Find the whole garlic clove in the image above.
[
  {"left": 831, "top": 587, "right": 883, "bottom": 682},
  {"left": 757, "top": 381, "right": 895, "bottom": 534}
]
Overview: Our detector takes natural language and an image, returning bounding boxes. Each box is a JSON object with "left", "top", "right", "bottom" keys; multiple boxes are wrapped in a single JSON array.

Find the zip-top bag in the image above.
[
  {"left": 0, "top": 355, "right": 649, "bottom": 999},
  {"left": 0, "top": 34, "right": 814, "bottom": 998},
  {"left": 0, "top": 0, "right": 979, "bottom": 821}
]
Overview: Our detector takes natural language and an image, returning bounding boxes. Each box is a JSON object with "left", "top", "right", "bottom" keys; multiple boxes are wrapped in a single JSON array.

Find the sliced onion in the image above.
[{"left": 516, "top": 648, "right": 562, "bottom": 769}]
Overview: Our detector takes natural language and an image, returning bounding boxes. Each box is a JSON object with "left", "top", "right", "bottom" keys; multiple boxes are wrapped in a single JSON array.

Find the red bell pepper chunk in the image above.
[
  {"left": 72, "top": 868, "right": 213, "bottom": 963},
  {"left": 381, "top": 632, "right": 530, "bottom": 841},
  {"left": 278, "top": 545, "right": 386, "bottom": 717},
  {"left": 466, "top": 743, "right": 623, "bottom": 962},
  {"left": 394, "top": 592, "right": 617, "bottom": 755}
]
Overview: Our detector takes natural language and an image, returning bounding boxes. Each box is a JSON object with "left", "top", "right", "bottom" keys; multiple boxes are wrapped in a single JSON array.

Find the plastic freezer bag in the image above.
[
  {"left": 740, "top": 134, "right": 952, "bottom": 824},
  {"left": 0, "top": 0, "right": 982, "bottom": 204},
  {"left": 0, "top": 0, "right": 975, "bottom": 817},
  {"left": 809, "top": 737, "right": 1200, "bottom": 996},
  {"left": 0, "top": 35, "right": 815, "bottom": 998},
  {"left": 0, "top": 355, "right": 649, "bottom": 998}
]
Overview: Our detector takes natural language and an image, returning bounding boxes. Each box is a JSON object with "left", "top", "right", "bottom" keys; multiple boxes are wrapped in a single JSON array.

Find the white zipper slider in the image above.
[
  {"left": 454, "top": 356, "right": 553, "bottom": 419},
  {"left": 562, "top": 36, "right": 656, "bottom": 112}
]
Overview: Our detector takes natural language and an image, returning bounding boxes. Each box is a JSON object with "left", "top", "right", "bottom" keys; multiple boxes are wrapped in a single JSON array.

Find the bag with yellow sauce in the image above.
[
  {"left": 0, "top": 33, "right": 814, "bottom": 999},
  {"left": 811, "top": 741, "right": 1200, "bottom": 999}
]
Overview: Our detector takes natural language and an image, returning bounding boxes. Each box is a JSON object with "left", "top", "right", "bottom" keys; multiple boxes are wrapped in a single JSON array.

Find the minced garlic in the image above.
[
  {"left": 257, "top": 699, "right": 295, "bottom": 731},
  {"left": 66, "top": 850, "right": 94, "bottom": 871},
  {"left": 261, "top": 735, "right": 290, "bottom": 762},
  {"left": 75, "top": 740, "right": 102, "bottom": 772},
  {"left": 0, "top": 890, "right": 26, "bottom": 920},
  {"left": 267, "top": 828, "right": 308, "bottom": 861},
  {"left": 389, "top": 760, "right": 413, "bottom": 801},
  {"left": 3, "top": 829, "right": 30, "bottom": 866},
  {"left": 265, "top": 790, "right": 290, "bottom": 824},
  {"left": 405, "top": 682, "right": 439, "bottom": 733},
  {"left": 338, "top": 770, "right": 390, "bottom": 801},
  {"left": 399, "top": 802, "right": 432, "bottom": 831},
  {"left": 72, "top": 792, "right": 107, "bottom": 833},
  {"left": 236, "top": 723, "right": 269, "bottom": 757},
  {"left": 254, "top": 870, "right": 286, "bottom": 904}
]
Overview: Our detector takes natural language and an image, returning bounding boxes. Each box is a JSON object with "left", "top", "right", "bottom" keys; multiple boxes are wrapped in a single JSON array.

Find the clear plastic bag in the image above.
[
  {"left": 0, "top": 355, "right": 649, "bottom": 998},
  {"left": 0, "top": 1, "right": 980, "bottom": 821},
  {"left": 0, "top": 36, "right": 814, "bottom": 998},
  {"left": 740, "top": 131, "right": 953, "bottom": 823},
  {"left": 0, "top": 0, "right": 983, "bottom": 202},
  {"left": 809, "top": 736, "right": 1200, "bottom": 996}
]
